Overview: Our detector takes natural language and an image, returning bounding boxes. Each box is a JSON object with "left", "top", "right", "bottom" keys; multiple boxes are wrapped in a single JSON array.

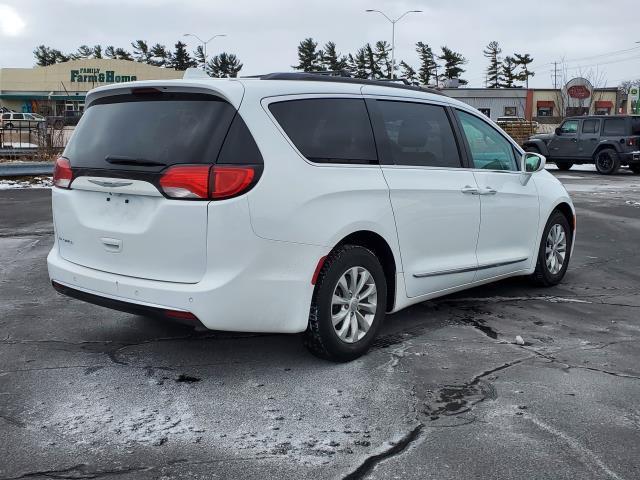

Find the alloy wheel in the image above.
[
  {"left": 545, "top": 224, "right": 567, "bottom": 275},
  {"left": 330, "top": 266, "right": 377, "bottom": 343}
]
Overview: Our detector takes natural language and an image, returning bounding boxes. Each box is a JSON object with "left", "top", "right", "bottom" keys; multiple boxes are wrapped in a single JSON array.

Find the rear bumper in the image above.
[
  {"left": 47, "top": 238, "right": 323, "bottom": 334},
  {"left": 620, "top": 151, "right": 640, "bottom": 164}
]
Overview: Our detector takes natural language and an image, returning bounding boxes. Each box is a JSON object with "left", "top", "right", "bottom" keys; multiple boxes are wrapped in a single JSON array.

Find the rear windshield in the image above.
[{"left": 64, "top": 92, "right": 236, "bottom": 170}]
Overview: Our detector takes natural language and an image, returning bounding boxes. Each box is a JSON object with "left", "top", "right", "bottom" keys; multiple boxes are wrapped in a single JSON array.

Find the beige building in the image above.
[{"left": 0, "top": 59, "right": 183, "bottom": 117}]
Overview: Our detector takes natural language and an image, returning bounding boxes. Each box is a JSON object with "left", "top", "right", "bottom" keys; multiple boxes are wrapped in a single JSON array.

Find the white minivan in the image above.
[{"left": 48, "top": 73, "right": 575, "bottom": 361}]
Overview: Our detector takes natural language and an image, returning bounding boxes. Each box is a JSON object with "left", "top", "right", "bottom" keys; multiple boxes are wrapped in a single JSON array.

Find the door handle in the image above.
[
  {"left": 461, "top": 185, "right": 479, "bottom": 195},
  {"left": 479, "top": 187, "right": 497, "bottom": 195}
]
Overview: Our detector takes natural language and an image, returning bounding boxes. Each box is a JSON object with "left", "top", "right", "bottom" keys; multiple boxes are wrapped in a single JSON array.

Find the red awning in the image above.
[
  {"left": 537, "top": 101, "right": 555, "bottom": 108},
  {"left": 595, "top": 101, "right": 613, "bottom": 109}
]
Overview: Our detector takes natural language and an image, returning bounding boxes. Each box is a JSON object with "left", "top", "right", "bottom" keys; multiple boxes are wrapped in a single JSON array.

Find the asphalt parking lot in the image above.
[{"left": 1, "top": 168, "right": 640, "bottom": 480}]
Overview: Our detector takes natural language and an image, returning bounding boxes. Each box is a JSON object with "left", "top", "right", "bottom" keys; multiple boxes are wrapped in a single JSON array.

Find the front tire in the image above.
[
  {"left": 595, "top": 149, "right": 620, "bottom": 175},
  {"left": 304, "top": 245, "right": 387, "bottom": 362},
  {"left": 530, "top": 211, "right": 572, "bottom": 287}
]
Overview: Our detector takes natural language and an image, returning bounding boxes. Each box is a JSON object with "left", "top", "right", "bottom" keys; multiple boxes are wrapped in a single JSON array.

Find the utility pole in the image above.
[{"left": 553, "top": 61, "right": 559, "bottom": 89}]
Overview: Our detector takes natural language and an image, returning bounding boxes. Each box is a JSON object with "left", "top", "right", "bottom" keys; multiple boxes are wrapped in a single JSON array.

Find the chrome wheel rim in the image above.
[
  {"left": 545, "top": 224, "right": 567, "bottom": 275},
  {"left": 331, "top": 266, "right": 377, "bottom": 343}
]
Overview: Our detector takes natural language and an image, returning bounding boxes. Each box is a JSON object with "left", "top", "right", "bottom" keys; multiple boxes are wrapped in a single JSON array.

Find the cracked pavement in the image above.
[{"left": 1, "top": 168, "right": 640, "bottom": 479}]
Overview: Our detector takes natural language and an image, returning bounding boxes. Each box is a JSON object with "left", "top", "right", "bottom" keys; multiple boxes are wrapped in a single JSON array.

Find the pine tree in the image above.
[
  {"left": 348, "top": 50, "right": 368, "bottom": 79},
  {"left": 131, "top": 40, "right": 151, "bottom": 63},
  {"left": 206, "top": 52, "right": 243, "bottom": 78},
  {"left": 33, "top": 45, "right": 56, "bottom": 66},
  {"left": 513, "top": 53, "right": 535, "bottom": 88},
  {"left": 93, "top": 45, "right": 103, "bottom": 59},
  {"left": 375, "top": 41, "right": 392, "bottom": 79},
  {"left": 170, "top": 41, "right": 197, "bottom": 70},
  {"left": 293, "top": 38, "right": 322, "bottom": 71},
  {"left": 400, "top": 61, "right": 418, "bottom": 84},
  {"left": 416, "top": 42, "right": 438, "bottom": 86},
  {"left": 72, "top": 45, "right": 93, "bottom": 60},
  {"left": 502, "top": 56, "right": 519, "bottom": 88},
  {"left": 364, "top": 43, "right": 383, "bottom": 79},
  {"left": 194, "top": 45, "right": 206, "bottom": 69},
  {"left": 149, "top": 43, "right": 170, "bottom": 67},
  {"left": 321, "top": 42, "right": 348, "bottom": 72},
  {"left": 438, "top": 46, "right": 467, "bottom": 85},
  {"left": 483, "top": 41, "right": 503, "bottom": 88}
]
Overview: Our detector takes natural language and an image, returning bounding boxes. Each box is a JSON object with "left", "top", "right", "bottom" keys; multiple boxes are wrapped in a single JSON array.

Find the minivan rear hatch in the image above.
[{"left": 55, "top": 89, "right": 237, "bottom": 283}]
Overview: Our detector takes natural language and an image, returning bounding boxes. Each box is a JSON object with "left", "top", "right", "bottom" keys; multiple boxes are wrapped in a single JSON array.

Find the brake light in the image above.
[
  {"left": 211, "top": 166, "right": 255, "bottom": 199},
  {"left": 159, "top": 165, "right": 257, "bottom": 200},
  {"left": 159, "top": 165, "right": 210, "bottom": 199},
  {"left": 53, "top": 157, "right": 73, "bottom": 188},
  {"left": 627, "top": 137, "right": 639, "bottom": 147}
]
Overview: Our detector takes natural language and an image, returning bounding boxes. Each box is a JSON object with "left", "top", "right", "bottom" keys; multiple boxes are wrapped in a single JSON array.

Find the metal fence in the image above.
[{"left": 0, "top": 124, "right": 67, "bottom": 158}]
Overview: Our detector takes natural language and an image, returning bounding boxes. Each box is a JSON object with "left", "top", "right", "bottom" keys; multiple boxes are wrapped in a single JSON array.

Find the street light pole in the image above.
[
  {"left": 365, "top": 9, "right": 422, "bottom": 79},
  {"left": 183, "top": 33, "right": 227, "bottom": 70}
]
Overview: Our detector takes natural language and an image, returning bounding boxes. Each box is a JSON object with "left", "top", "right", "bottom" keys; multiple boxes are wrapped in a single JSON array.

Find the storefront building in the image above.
[
  {"left": 443, "top": 78, "right": 621, "bottom": 123},
  {"left": 0, "top": 59, "right": 183, "bottom": 117}
]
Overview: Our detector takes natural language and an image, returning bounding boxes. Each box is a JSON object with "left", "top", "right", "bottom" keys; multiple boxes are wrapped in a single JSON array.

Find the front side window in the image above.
[
  {"left": 269, "top": 98, "right": 377, "bottom": 164},
  {"left": 560, "top": 120, "right": 579, "bottom": 134},
  {"left": 456, "top": 110, "right": 518, "bottom": 171},
  {"left": 582, "top": 119, "right": 600, "bottom": 134},
  {"left": 603, "top": 118, "right": 626, "bottom": 136},
  {"left": 375, "top": 100, "right": 461, "bottom": 168}
]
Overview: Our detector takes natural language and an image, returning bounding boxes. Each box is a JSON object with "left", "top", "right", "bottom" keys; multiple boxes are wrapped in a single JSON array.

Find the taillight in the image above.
[
  {"left": 627, "top": 137, "right": 639, "bottom": 147},
  {"left": 159, "top": 165, "right": 210, "bottom": 199},
  {"left": 159, "top": 165, "right": 257, "bottom": 200},
  {"left": 211, "top": 166, "right": 255, "bottom": 199},
  {"left": 53, "top": 157, "right": 73, "bottom": 188}
]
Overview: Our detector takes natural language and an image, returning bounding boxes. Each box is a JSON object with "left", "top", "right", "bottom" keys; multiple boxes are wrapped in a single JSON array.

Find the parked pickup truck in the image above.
[{"left": 523, "top": 115, "right": 640, "bottom": 175}]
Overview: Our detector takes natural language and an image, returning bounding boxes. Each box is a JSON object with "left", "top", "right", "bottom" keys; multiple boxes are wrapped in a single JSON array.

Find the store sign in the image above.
[
  {"left": 567, "top": 85, "right": 590, "bottom": 99},
  {"left": 70, "top": 68, "right": 137, "bottom": 83}
]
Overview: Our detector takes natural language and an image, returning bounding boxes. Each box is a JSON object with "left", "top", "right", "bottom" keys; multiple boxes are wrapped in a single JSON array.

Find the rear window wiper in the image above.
[{"left": 105, "top": 155, "right": 166, "bottom": 167}]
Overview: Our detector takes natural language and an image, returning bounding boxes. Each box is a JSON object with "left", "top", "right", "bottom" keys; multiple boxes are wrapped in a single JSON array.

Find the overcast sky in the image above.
[{"left": 0, "top": 0, "right": 639, "bottom": 88}]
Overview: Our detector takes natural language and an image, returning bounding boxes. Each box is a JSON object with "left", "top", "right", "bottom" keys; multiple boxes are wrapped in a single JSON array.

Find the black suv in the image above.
[{"left": 523, "top": 115, "right": 640, "bottom": 175}]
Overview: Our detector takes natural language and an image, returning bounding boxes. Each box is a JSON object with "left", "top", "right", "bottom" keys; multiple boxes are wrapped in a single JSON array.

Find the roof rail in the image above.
[{"left": 256, "top": 72, "right": 445, "bottom": 96}]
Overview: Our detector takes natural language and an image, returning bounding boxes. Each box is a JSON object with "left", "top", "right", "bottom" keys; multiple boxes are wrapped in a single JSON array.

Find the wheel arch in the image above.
[
  {"left": 593, "top": 142, "right": 622, "bottom": 158},
  {"left": 553, "top": 201, "right": 576, "bottom": 236},
  {"left": 523, "top": 139, "right": 550, "bottom": 157},
  {"left": 332, "top": 230, "right": 398, "bottom": 312}
]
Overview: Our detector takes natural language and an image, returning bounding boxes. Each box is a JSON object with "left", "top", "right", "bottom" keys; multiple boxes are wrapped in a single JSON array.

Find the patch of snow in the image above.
[
  {"left": 0, "top": 176, "right": 52, "bottom": 189},
  {"left": 625, "top": 200, "right": 640, "bottom": 207}
]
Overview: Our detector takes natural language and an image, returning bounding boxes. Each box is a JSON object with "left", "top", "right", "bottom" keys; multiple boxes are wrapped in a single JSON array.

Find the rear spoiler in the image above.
[{"left": 84, "top": 78, "right": 245, "bottom": 109}]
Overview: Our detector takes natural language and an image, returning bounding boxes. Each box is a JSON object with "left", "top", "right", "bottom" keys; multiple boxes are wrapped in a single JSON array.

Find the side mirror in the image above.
[
  {"left": 555, "top": 127, "right": 562, "bottom": 135},
  {"left": 522, "top": 152, "right": 546, "bottom": 173}
]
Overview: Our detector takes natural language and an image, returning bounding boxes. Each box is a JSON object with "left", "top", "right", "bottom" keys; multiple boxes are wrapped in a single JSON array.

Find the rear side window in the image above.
[
  {"left": 269, "top": 98, "right": 377, "bottom": 164},
  {"left": 1, "top": 114, "right": 9, "bottom": 120},
  {"left": 64, "top": 92, "right": 236, "bottom": 170},
  {"left": 13, "top": 114, "right": 24, "bottom": 120},
  {"left": 603, "top": 118, "right": 626, "bottom": 136},
  {"left": 582, "top": 119, "right": 600, "bottom": 134},
  {"left": 374, "top": 100, "right": 461, "bottom": 168}
]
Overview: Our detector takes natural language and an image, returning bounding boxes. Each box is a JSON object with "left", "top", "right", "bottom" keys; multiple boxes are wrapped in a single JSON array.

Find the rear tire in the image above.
[
  {"left": 530, "top": 211, "right": 572, "bottom": 287},
  {"left": 304, "top": 245, "right": 387, "bottom": 362},
  {"left": 630, "top": 164, "right": 640, "bottom": 174},
  {"left": 555, "top": 161, "right": 573, "bottom": 171},
  {"left": 595, "top": 148, "right": 620, "bottom": 175}
]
